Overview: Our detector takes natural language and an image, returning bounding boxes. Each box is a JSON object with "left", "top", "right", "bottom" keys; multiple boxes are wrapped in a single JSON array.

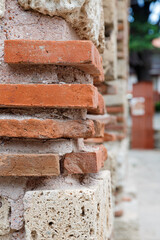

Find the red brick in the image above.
[
  {"left": 4, "top": 40, "right": 104, "bottom": 80},
  {"left": 64, "top": 145, "right": 107, "bottom": 174},
  {"left": 105, "top": 123, "right": 126, "bottom": 132},
  {"left": 0, "top": 154, "right": 60, "bottom": 176},
  {"left": 84, "top": 138, "right": 104, "bottom": 144},
  {"left": 103, "top": 133, "right": 117, "bottom": 142},
  {"left": 106, "top": 105, "right": 124, "bottom": 114},
  {"left": 0, "top": 84, "right": 98, "bottom": 110},
  {"left": 0, "top": 119, "right": 97, "bottom": 139},
  {"left": 96, "top": 83, "right": 117, "bottom": 95},
  {"left": 88, "top": 93, "right": 105, "bottom": 115}
]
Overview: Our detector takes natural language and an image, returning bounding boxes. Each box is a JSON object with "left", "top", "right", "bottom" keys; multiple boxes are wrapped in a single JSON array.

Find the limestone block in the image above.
[
  {"left": 0, "top": 196, "right": 10, "bottom": 236},
  {"left": 18, "top": 0, "right": 104, "bottom": 52},
  {"left": 103, "top": 151, "right": 117, "bottom": 193},
  {"left": 103, "top": 0, "right": 117, "bottom": 27},
  {"left": 114, "top": 200, "right": 140, "bottom": 240},
  {"left": 23, "top": 171, "right": 113, "bottom": 240},
  {"left": 0, "top": 0, "right": 5, "bottom": 18},
  {"left": 104, "top": 80, "right": 127, "bottom": 106},
  {"left": 103, "top": 30, "right": 117, "bottom": 81},
  {"left": 118, "top": 59, "right": 128, "bottom": 79},
  {"left": 117, "top": 1, "right": 128, "bottom": 22}
]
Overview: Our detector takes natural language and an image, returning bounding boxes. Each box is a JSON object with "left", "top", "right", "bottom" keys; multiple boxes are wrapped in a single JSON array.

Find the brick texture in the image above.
[
  {"left": 4, "top": 40, "right": 104, "bottom": 81},
  {"left": 0, "top": 84, "right": 98, "bottom": 110},
  {"left": 0, "top": 119, "right": 101, "bottom": 139},
  {"left": 64, "top": 145, "right": 107, "bottom": 174},
  {"left": 0, "top": 154, "right": 60, "bottom": 176}
]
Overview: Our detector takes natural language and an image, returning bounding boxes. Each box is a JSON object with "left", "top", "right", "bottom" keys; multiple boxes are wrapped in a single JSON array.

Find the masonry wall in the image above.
[{"left": 0, "top": 0, "right": 130, "bottom": 239}]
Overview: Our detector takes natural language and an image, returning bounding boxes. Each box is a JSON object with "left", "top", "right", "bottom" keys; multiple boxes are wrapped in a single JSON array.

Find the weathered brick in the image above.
[
  {"left": 106, "top": 105, "right": 124, "bottom": 114},
  {"left": 0, "top": 84, "right": 98, "bottom": 110},
  {"left": 4, "top": 40, "right": 104, "bottom": 80},
  {"left": 0, "top": 154, "right": 60, "bottom": 176},
  {"left": 88, "top": 93, "right": 105, "bottom": 115},
  {"left": 96, "top": 83, "right": 117, "bottom": 95},
  {"left": 104, "top": 133, "right": 117, "bottom": 142},
  {"left": 64, "top": 145, "right": 107, "bottom": 174},
  {"left": 0, "top": 119, "right": 97, "bottom": 139}
]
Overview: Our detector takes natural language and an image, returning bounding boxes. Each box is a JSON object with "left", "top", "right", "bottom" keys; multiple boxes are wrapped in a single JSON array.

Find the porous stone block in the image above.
[
  {"left": 0, "top": 0, "right": 5, "bottom": 18},
  {"left": 104, "top": 80, "right": 127, "bottom": 106},
  {"left": 0, "top": 139, "right": 77, "bottom": 156},
  {"left": 0, "top": 84, "right": 98, "bottom": 110},
  {"left": 4, "top": 40, "right": 104, "bottom": 80},
  {"left": 0, "top": 196, "right": 10, "bottom": 236},
  {"left": 0, "top": 154, "right": 60, "bottom": 176},
  {"left": 103, "top": 0, "right": 117, "bottom": 27},
  {"left": 117, "top": 59, "right": 128, "bottom": 79},
  {"left": 17, "top": 0, "right": 104, "bottom": 52},
  {"left": 103, "top": 31, "right": 117, "bottom": 81},
  {"left": 114, "top": 200, "right": 140, "bottom": 240},
  {"left": 64, "top": 145, "right": 107, "bottom": 174},
  {"left": 103, "top": 151, "right": 117, "bottom": 192},
  {"left": 23, "top": 171, "right": 113, "bottom": 239}
]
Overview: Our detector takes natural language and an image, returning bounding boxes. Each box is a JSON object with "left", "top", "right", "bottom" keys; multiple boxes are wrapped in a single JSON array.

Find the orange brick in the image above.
[
  {"left": 0, "top": 154, "right": 60, "bottom": 176},
  {"left": 0, "top": 119, "right": 98, "bottom": 139},
  {"left": 0, "top": 84, "right": 98, "bottom": 110},
  {"left": 84, "top": 138, "right": 104, "bottom": 144},
  {"left": 103, "top": 133, "right": 117, "bottom": 142},
  {"left": 96, "top": 83, "right": 117, "bottom": 95},
  {"left": 88, "top": 93, "right": 105, "bottom": 115},
  {"left": 64, "top": 145, "right": 107, "bottom": 174},
  {"left": 4, "top": 40, "right": 104, "bottom": 79},
  {"left": 106, "top": 105, "right": 124, "bottom": 114},
  {"left": 105, "top": 123, "right": 126, "bottom": 132}
]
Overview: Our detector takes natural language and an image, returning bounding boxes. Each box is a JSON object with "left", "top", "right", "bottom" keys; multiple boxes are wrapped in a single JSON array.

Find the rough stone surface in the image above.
[
  {"left": 0, "top": 0, "right": 5, "bottom": 18},
  {"left": 17, "top": 0, "right": 104, "bottom": 52},
  {"left": 23, "top": 171, "right": 113, "bottom": 240},
  {"left": 103, "top": 0, "right": 117, "bottom": 27},
  {"left": 117, "top": 59, "right": 128, "bottom": 79},
  {"left": 103, "top": 150, "right": 117, "bottom": 192},
  {"left": 104, "top": 80, "right": 127, "bottom": 106},
  {"left": 114, "top": 200, "right": 140, "bottom": 240},
  {"left": 103, "top": 30, "right": 117, "bottom": 81},
  {"left": 0, "top": 196, "right": 10, "bottom": 236},
  {"left": 0, "top": 139, "right": 78, "bottom": 156}
]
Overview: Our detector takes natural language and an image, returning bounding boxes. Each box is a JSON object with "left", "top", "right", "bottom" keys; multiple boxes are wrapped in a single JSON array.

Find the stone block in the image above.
[
  {"left": 23, "top": 171, "right": 113, "bottom": 239},
  {"left": 0, "top": 139, "right": 76, "bottom": 156},
  {"left": 114, "top": 200, "right": 140, "bottom": 240},
  {"left": 17, "top": 0, "right": 104, "bottom": 52},
  {"left": 0, "top": 154, "right": 60, "bottom": 176},
  {"left": 0, "top": 0, "right": 5, "bottom": 18},
  {"left": 0, "top": 196, "right": 10, "bottom": 236},
  {"left": 103, "top": 31, "right": 117, "bottom": 81},
  {"left": 117, "top": 59, "right": 128, "bottom": 79},
  {"left": 4, "top": 40, "right": 104, "bottom": 80},
  {"left": 103, "top": 0, "right": 117, "bottom": 27},
  {"left": 64, "top": 145, "right": 107, "bottom": 174},
  {"left": 0, "top": 84, "right": 98, "bottom": 110}
]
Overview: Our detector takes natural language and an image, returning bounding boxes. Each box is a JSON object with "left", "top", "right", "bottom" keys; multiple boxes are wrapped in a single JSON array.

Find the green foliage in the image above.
[
  {"left": 155, "top": 102, "right": 160, "bottom": 112},
  {"left": 130, "top": 21, "right": 160, "bottom": 51}
]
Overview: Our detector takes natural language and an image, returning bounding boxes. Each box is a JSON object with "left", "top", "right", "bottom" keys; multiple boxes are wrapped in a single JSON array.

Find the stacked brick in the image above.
[{"left": 0, "top": 0, "right": 114, "bottom": 239}]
